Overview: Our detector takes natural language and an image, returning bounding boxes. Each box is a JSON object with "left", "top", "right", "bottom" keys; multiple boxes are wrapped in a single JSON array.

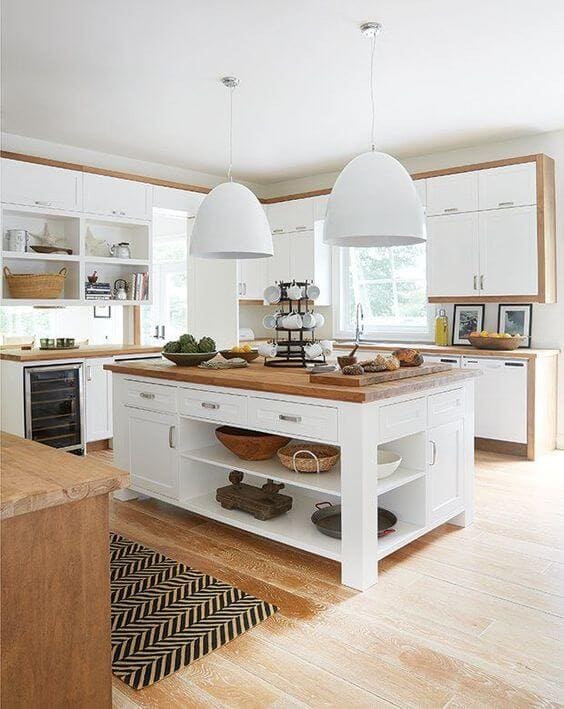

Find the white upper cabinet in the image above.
[
  {"left": 414, "top": 179, "right": 427, "bottom": 211},
  {"left": 238, "top": 258, "right": 269, "bottom": 300},
  {"left": 478, "top": 163, "right": 537, "bottom": 211},
  {"left": 1, "top": 159, "right": 83, "bottom": 211},
  {"left": 152, "top": 185, "right": 204, "bottom": 216},
  {"left": 426, "top": 172, "right": 479, "bottom": 216},
  {"left": 427, "top": 213, "right": 480, "bottom": 298},
  {"left": 268, "top": 232, "right": 292, "bottom": 283},
  {"left": 83, "top": 173, "right": 152, "bottom": 220},
  {"left": 478, "top": 206, "right": 537, "bottom": 296},
  {"left": 266, "top": 198, "right": 314, "bottom": 234}
]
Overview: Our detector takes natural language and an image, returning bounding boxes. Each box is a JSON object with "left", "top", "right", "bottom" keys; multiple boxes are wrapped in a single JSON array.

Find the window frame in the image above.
[{"left": 332, "top": 245, "right": 435, "bottom": 342}]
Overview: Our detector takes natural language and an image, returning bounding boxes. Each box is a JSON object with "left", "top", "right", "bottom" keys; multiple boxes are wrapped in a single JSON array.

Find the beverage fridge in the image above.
[{"left": 24, "top": 363, "right": 85, "bottom": 454}]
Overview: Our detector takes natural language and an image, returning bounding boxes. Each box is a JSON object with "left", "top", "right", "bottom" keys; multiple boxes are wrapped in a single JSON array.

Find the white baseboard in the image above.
[{"left": 113, "top": 488, "right": 139, "bottom": 502}]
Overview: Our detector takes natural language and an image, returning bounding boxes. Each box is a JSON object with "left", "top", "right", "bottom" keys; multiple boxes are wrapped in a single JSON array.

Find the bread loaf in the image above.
[{"left": 393, "top": 348, "right": 424, "bottom": 367}]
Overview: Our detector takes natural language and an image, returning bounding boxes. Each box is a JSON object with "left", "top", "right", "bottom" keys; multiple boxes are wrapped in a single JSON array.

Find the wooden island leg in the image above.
[{"left": 339, "top": 403, "right": 379, "bottom": 591}]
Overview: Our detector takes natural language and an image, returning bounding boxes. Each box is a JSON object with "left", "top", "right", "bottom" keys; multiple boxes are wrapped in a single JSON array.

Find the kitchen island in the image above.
[{"left": 106, "top": 360, "right": 479, "bottom": 591}]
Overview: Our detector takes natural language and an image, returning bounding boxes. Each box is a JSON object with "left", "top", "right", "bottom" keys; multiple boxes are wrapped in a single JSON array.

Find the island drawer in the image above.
[
  {"left": 378, "top": 397, "right": 426, "bottom": 443},
  {"left": 247, "top": 397, "right": 338, "bottom": 442},
  {"left": 428, "top": 388, "right": 465, "bottom": 427},
  {"left": 124, "top": 379, "right": 177, "bottom": 413},
  {"left": 177, "top": 387, "right": 247, "bottom": 425}
]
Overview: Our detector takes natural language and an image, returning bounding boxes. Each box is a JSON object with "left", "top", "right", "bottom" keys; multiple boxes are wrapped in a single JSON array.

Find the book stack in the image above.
[
  {"left": 130, "top": 272, "right": 149, "bottom": 301},
  {"left": 85, "top": 282, "right": 112, "bottom": 300}
]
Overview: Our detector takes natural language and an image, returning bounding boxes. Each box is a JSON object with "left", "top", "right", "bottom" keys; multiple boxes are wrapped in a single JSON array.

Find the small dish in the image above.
[{"left": 377, "top": 449, "right": 402, "bottom": 478}]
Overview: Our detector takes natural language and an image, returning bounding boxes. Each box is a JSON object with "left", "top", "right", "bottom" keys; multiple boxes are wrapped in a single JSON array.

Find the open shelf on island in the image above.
[
  {"left": 84, "top": 256, "right": 149, "bottom": 266},
  {"left": 181, "top": 443, "right": 341, "bottom": 496},
  {"left": 2, "top": 251, "right": 79, "bottom": 262},
  {"left": 377, "top": 468, "right": 425, "bottom": 495},
  {"left": 377, "top": 521, "right": 423, "bottom": 560},
  {"left": 182, "top": 490, "right": 341, "bottom": 561}
]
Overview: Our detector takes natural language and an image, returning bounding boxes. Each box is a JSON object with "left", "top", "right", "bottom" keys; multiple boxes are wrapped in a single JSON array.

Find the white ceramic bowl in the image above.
[{"left": 377, "top": 449, "right": 402, "bottom": 479}]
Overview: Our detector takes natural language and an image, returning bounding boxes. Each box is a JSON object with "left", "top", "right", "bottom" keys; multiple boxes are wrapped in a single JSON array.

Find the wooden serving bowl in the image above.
[
  {"left": 162, "top": 352, "right": 217, "bottom": 366},
  {"left": 220, "top": 349, "right": 260, "bottom": 362},
  {"left": 215, "top": 426, "right": 291, "bottom": 460},
  {"left": 467, "top": 335, "right": 525, "bottom": 351}
]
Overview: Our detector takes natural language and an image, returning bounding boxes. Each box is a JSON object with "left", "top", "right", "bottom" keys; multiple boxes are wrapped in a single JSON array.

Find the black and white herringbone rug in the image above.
[{"left": 110, "top": 532, "right": 277, "bottom": 689}]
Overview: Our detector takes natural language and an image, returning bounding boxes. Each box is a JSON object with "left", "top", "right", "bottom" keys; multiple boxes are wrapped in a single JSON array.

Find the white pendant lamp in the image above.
[
  {"left": 324, "top": 23, "right": 426, "bottom": 248},
  {"left": 190, "top": 77, "right": 273, "bottom": 259}
]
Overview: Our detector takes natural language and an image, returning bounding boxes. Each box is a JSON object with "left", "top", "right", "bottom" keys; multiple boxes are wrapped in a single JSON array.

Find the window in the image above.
[{"left": 337, "top": 242, "right": 433, "bottom": 340}]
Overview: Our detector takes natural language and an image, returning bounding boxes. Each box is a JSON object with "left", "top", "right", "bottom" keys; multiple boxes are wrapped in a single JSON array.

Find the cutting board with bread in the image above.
[{"left": 311, "top": 348, "right": 453, "bottom": 387}]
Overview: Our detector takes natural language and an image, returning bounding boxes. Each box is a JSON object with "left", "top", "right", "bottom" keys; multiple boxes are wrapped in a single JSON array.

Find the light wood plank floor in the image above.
[{"left": 100, "top": 448, "right": 564, "bottom": 708}]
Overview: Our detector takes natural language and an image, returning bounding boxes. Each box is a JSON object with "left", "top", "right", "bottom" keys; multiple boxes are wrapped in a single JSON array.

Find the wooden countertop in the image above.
[
  {"left": 0, "top": 432, "right": 129, "bottom": 519},
  {"left": 332, "top": 341, "right": 560, "bottom": 359},
  {"left": 105, "top": 359, "right": 480, "bottom": 404},
  {"left": 0, "top": 344, "right": 162, "bottom": 362}
]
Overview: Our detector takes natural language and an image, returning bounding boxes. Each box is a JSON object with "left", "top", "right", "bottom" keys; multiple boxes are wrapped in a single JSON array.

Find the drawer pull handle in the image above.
[
  {"left": 505, "top": 362, "right": 525, "bottom": 367},
  {"left": 168, "top": 425, "right": 176, "bottom": 449},
  {"left": 429, "top": 440, "right": 437, "bottom": 466},
  {"left": 444, "top": 207, "right": 458, "bottom": 213},
  {"left": 34, "top": 200, "right": 52, "bottom": 206},
  {"left": 272, "top": 228, "right": 284, "bottom": 234},
  {"left": 139, "top": 392, "right": 155, "bottom": 400},
  {"left": 279, "top": 414, "right": 302, "bottom": 423},
  {"left": 440, "top": 358, "right": 457, "bottom": 363},
  {"left": 498, "top": 201, "right": 514, "bottom": 207},
  {"left": 202, "top": 402, "right": 219, "bottom": 410},
  {"left": 295, "top": 225, "right": 307, "bottom": 231}
]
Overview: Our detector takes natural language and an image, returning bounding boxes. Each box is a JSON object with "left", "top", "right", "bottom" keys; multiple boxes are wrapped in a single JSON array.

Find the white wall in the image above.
[{"left": 263, "top": 130, "right": 564, "bottom": 446}]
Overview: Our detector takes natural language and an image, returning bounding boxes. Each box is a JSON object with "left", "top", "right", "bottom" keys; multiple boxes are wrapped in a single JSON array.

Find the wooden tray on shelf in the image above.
[{"left": 310, "top": 362, "right": 452, "bottom": 387}]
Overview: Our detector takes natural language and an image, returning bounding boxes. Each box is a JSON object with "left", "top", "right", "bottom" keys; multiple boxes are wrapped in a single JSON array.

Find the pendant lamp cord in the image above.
[
  {"left": 227, "top": 82, "right": 236, "bottom": 181},
  {"left": 369, "top": 30, "right": 376, "bottom": 151}
]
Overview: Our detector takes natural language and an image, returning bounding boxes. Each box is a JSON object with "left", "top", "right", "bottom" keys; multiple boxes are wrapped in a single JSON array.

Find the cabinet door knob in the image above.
[{"left": 279, "top": 414, "right": 302, "bottom": 423}]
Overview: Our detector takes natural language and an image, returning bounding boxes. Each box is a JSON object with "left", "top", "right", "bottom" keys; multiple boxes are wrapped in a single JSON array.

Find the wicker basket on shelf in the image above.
[
  {"left": 277, "top": 443, "right": 340, "bottom": 473},
  {"left": 3, "top": 266, "right": 67, "bottom": 299}
]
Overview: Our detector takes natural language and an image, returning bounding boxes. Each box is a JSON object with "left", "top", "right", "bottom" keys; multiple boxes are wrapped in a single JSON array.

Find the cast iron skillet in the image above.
[{"left": 311, "top": 503, "right": 397, "bottom": 539}]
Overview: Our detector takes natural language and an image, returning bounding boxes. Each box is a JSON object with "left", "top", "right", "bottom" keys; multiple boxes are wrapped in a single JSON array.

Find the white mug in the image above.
[
  {"left": 314, "top": 312, "right": 325, "bottom": 328},
  {"left": 287, "top": 284, "right": 303, "bottom": 300},
  {"left": 320, "top": 339, "right": 333, "bottom": 355},
  {"left": 262, "top": 314, "right": 278, "bottom": 329},
  {"left": 305, "top": 343, "right": 323, "bottom": 359},
  {"left": 282, "top": 312, "right": 303, "bottom": 329},
  {"left": 306, "top": 283, "right": 321, "bottom": 301},
  {"left": 258, "top": 342, "right": 278, "bottom": 358},
  {"left": 263, "top": 285, "right": 281, "bottom": 304},
  {"left": 301, "top": 311, "right": 316, "bottom": 329}
]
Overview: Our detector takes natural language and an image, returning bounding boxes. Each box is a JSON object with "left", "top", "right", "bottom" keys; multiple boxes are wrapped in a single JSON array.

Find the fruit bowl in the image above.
[
  {"left": 215, "top": 426, "right": 290, "bottom": 460},
  {"left": 377, "top": 449, "right": 402, "bottom": 479},
  {"left": 220, "top": 349, "right": 259, "bottom": 362},
  {"left": 162, "top": 352, "right": 217, "bottom": 366},
  {"left": 467, "top": 335, "right": 525, "bottom": 351}
]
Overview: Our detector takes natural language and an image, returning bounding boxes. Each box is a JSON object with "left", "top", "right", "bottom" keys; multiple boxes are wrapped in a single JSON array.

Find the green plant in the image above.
[{"left": 198, "top": 336, "right": 216, "bottom": 353}]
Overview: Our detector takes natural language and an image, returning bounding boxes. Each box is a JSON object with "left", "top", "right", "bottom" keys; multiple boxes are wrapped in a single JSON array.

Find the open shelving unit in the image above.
[{"left": 1, "top": 204, "right": 152, "bottom": 305}]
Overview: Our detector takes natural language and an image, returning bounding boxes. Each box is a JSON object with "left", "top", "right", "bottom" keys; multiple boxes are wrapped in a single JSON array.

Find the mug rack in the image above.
[{"left": 265, "top": 280, "right": 326, "bottom": 368}]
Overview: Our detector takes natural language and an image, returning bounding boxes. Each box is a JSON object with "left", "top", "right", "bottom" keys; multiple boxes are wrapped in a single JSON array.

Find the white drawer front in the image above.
[
  {"left": 124, "top": 379, "right": 177, "bottom": 413},
  {"left": 248, "top": 397, "right": 338, "bottom": 442},
  {"left": 379, "top": 397, "right": 426, "bottom": 443},
  {"left": 177, "top": 387, "right": 247, "bottom": 426},
  {"left": 428, "top": 388, "right": 465, "bottom": 427}
]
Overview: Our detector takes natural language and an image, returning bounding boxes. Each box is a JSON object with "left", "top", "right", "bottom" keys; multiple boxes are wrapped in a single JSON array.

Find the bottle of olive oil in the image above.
[{"left": 435, "top": 308, "right": 449, "bottom": 346}]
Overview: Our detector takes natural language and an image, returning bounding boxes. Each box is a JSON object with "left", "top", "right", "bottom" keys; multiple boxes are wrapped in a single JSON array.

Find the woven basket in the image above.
[
  {"left": 3, "top": 266, "right": 67, "bottom": 299},
  {"left": 277, "top": 443, "right": 340, "bottom": 473}
]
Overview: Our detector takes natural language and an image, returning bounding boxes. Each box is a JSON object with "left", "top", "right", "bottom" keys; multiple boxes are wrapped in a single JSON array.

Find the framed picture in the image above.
[
  {"left": 498, "top": 304, "right": 532, "bottom": 348},
  {"left": 93, "top": 305, "right": 112, "bottom": 319},
  {"left": 452, "top": 304, "right": 485, "bottom": 345}
]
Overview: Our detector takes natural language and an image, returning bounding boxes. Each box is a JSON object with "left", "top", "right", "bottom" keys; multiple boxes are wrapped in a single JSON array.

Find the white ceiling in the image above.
[{"left": 3, "top": 0, "right": 564, "bottom": 183}]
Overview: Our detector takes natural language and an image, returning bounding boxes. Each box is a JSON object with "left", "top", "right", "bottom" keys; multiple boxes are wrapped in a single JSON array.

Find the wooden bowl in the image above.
[
  {"left": 162, "top": 351, "right": 217, "bottom": 366},
  {"left": 337, "top": 355, "right": 357, "bottom": 369},
  {"left": 220, "top": 349, "right": 260, "bottom": 362},
  {"left": 467, "top": 335, "right": 525, "bottom": 351},
  {"left": 277, "top": 443, "right": 340, "bottom": 473},
  {"left": 215, "top": 426, "right": 291, "bottom": 460}
]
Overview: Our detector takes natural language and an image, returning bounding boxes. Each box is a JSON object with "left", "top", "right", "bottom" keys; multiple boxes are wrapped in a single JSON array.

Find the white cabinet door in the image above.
[
  {"left": 268, "top": 233, "right": 292, "bottom": 283},
  {"left": 414, "top": 179, "right": 427, "bottom": 211},
  {"left": 426, "top": 172, "right": 479, "bottom": 216},
  {"left": 83, "top": 173, "right": 152, "bottom": 220},
  {"left": 85, "top": 357, "right": 113, "bottom": 442},
  {"left": 478, "top": 163, "right": 536, "bottom": 211},
  {"left": 152, "top": 185, "right": 204, "bottom": 216},
  {"left": 266, "top": 199, "right": 314, "bottom": 234},
  {"left": 427, "top": 213, "right": 480, "bottom": 297},
  {"left": 266, "top": 202, "right": 288, "bottom": 235},
  {"left": 462, "top": 357, "right": 527, "bottom": 442},
  {"left": 422, "top": 355, "right": 461, "bottom": 367},
  {"left": 290, "top": 230, "right": 315, "bottom": 282},
  {"left": 238, "top": 257, "right": 269, "bottom": 299},
  {"left": 478, "top": 206, "right": 537, "bottom": 296},
  {"left": 1, "top": 159, "right": 82, "bottom": 211},
  {"left": 127, "top": 407, "right": 179, "bottom": 498},
  {"left": 428, "top": 419, "right": 464, "bottom": 524}
]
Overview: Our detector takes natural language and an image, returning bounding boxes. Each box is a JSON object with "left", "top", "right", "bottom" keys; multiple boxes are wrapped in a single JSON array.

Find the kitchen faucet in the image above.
[{"left": 355, "top": 302, "right": 364, "bottom": 344}]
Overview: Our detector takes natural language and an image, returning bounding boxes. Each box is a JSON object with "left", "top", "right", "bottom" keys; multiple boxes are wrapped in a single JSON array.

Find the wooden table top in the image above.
[
  {"left": 0, "top": 432, "right": 129, "bottom": 519},
  {"left": 0, "top": 344, "right": 162, "bottom": 362},
  {"left": 332, "top": 341, "right": 560, "bottom": 359},
  {"left": 105, "top": 359, "right": 480, "bottom": 404}
]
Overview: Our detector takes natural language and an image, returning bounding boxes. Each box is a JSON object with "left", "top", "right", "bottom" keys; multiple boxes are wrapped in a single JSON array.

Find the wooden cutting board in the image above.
[{"left": 310, "top": 362, "right": 453, "bottom": 387}]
